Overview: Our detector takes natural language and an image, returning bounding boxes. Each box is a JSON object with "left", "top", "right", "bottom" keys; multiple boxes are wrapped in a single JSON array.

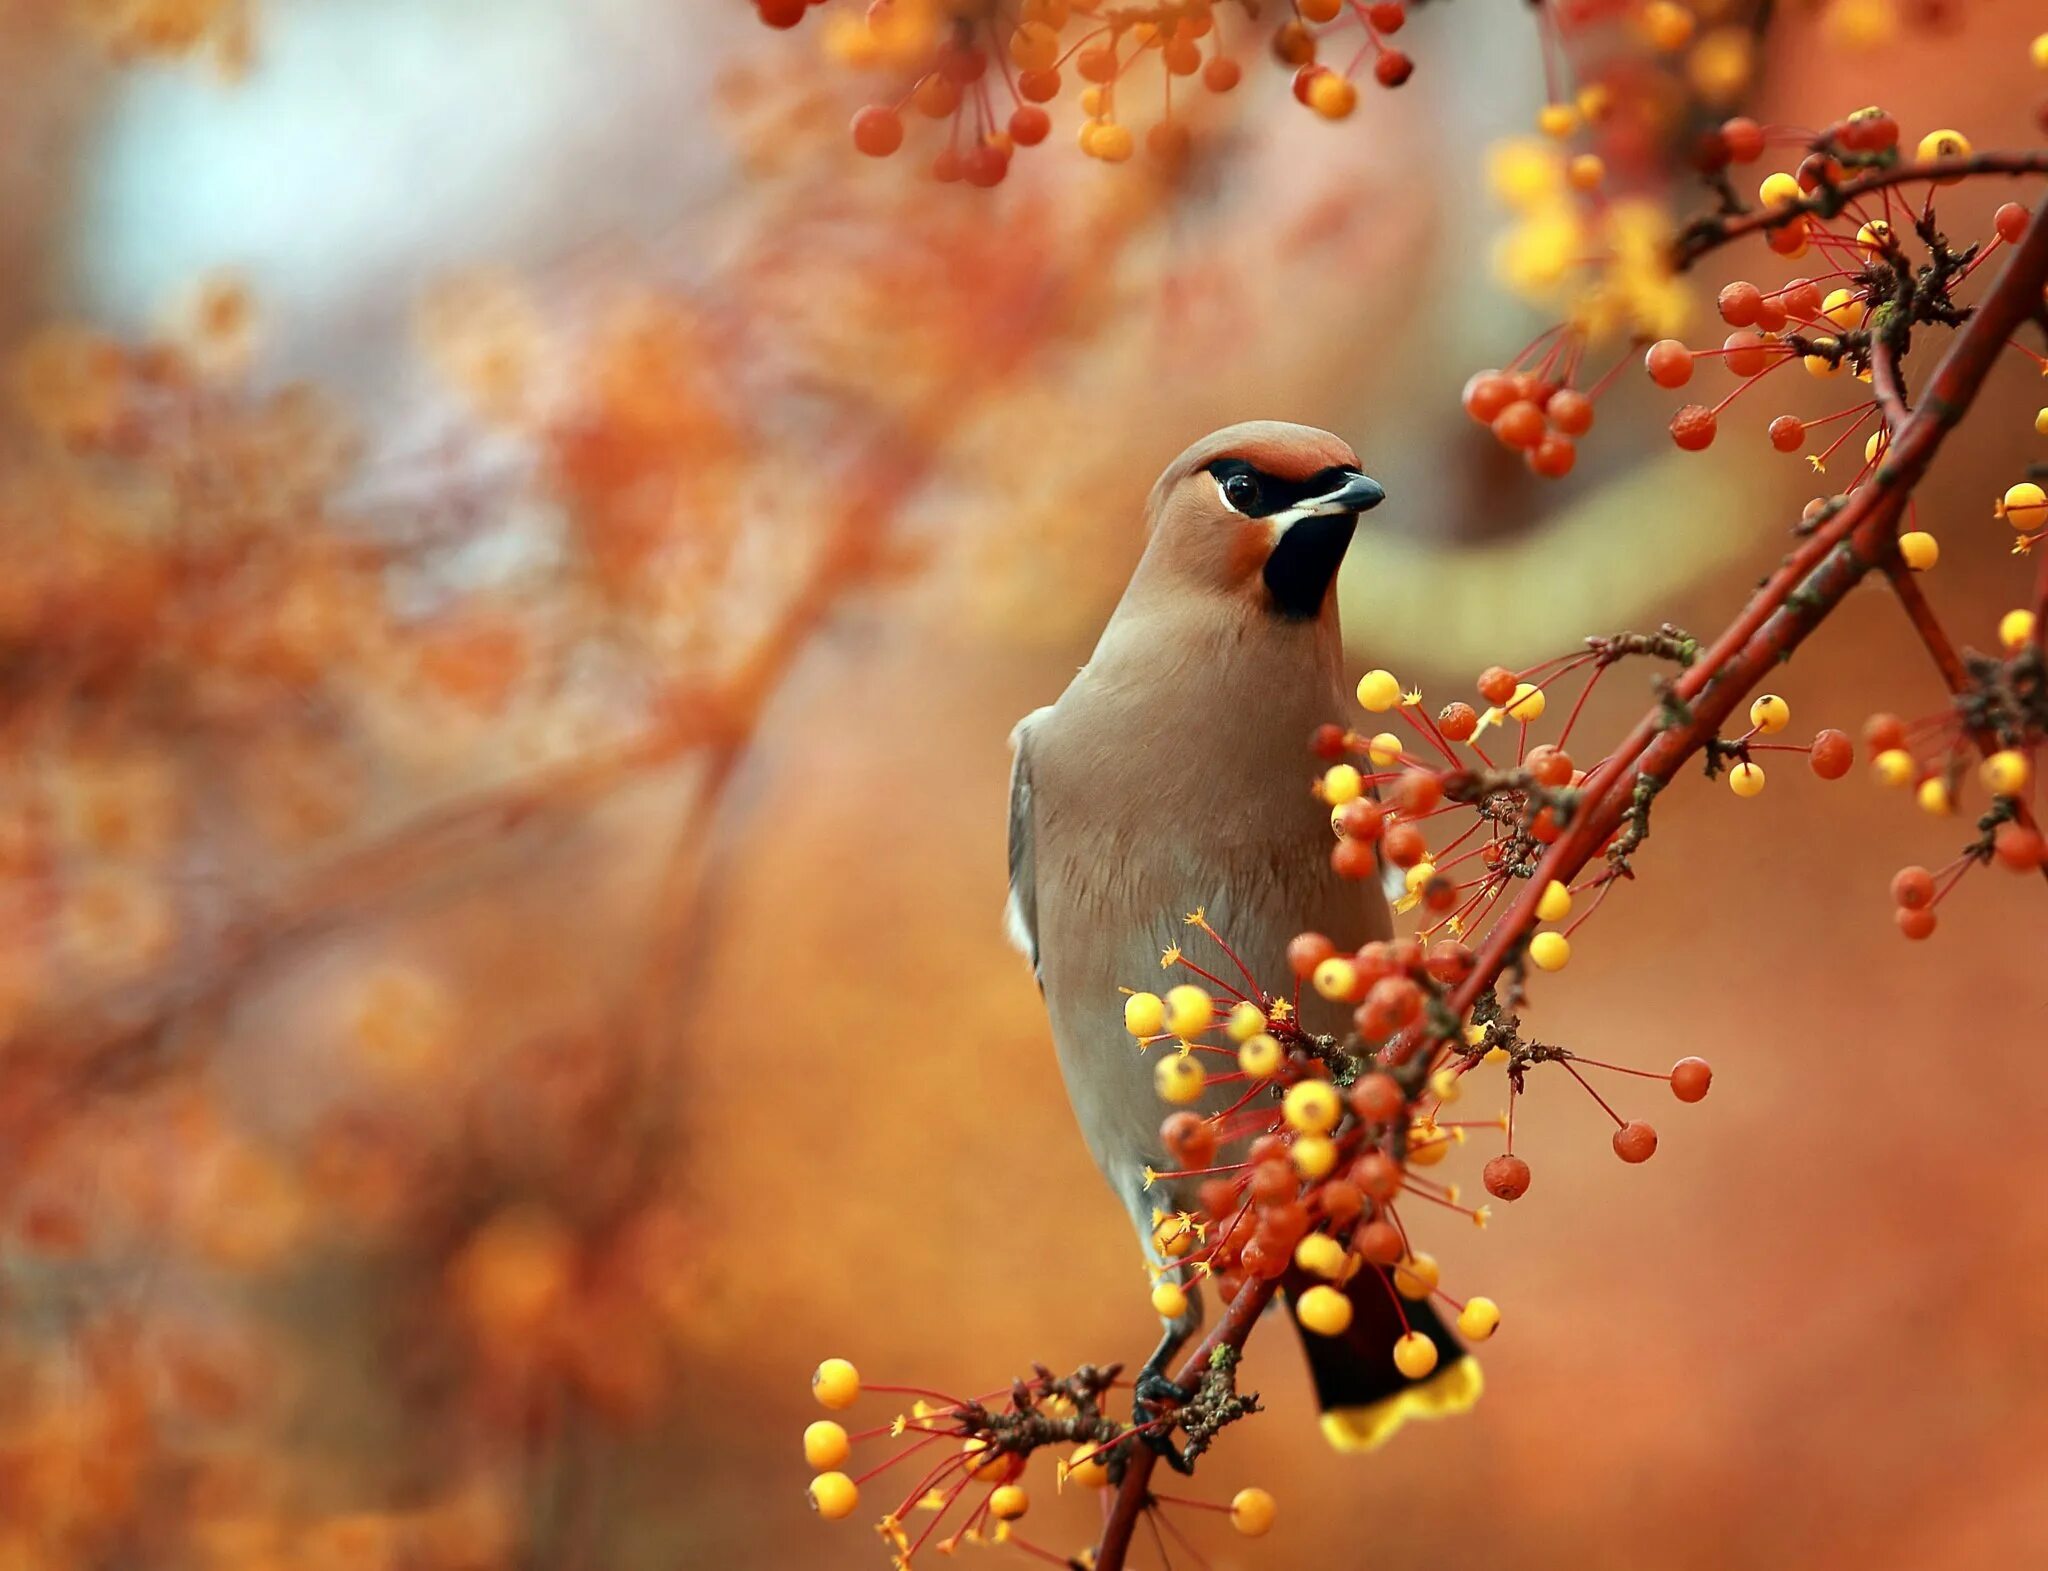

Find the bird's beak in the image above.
[{"left": 1263, "top": 470, "right": 1385, "bottom": 619}]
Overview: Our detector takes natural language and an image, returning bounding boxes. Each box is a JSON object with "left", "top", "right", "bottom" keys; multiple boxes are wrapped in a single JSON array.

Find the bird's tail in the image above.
[{"left": 1283, "top": 1266, "right": 1482, "bottom": 1452}]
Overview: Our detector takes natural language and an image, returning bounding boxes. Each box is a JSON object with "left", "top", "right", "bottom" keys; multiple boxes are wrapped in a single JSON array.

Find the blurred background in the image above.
[{"left": 2, "top": 2, "right": 2045, "bottom": 1568}]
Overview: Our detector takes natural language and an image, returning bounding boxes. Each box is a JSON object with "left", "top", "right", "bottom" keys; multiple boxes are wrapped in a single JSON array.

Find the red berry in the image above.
[
  {"left": 1721, "top": 116, "right": 1765, "bottom": 162},
  {"left": 1354, "top": 976, "right": 1423, "bottom": 1043},
  {"left": 1717, "top": 281, "right": 1763, "bottom": 326},
  {"left": 1808, "top": 728, "right": 1853, "bottom": 779},
  {"left": 1896, "top": 906, "right": 1937, "bottom": 941},
  {"left": 1723, "top": 330, "right": 1770, "bottom": 378},
  {"left": 1796, "top": 152, "right": 1842, "bottom": 193},
  {"left": 1332, "top": 837, "right": 1378, "bottom": 880},
  {"left": 1287, "top": 932, "right": 1337, "bottom": 980},
  {"left": 1311, "top": 722, "right": 1348, "bottom": 761},
  {"left": 1018, "top": 67, "right": 1061, "bottom": 103},
  {"left": 1994, "top": 822, "right": 2045, "bottom": 871},
  {"left": 1373, "top": 50, "right": 1413, "bottom": 87},
  {"left": 1862, "top": 712, "right": 1907, "bottom": 753},
  {"left": 1292, "top": 64, "right": 1326, "bottom": 105},
  {"left": 1491, "top": 400, "right": 1546, "bottom": 451},
  {"left": 1889, "top": 865, "right": 1935, "bottom": 909},
  {"left": 1768, "top": 415, "right": 1806, "bottom": 453},
  {"left": 755, "top": 0, "right": 806, "bottom": 28},
  {"left": 1424, "top": 939, "right": 1474, "bottom": 984},
  {"left": 1612, "top": 1121, "right": 1658, "bottom": 1164},
  {"left": 1353, "top": 1218, "right": 1403, "bottom": 1264},
  {"left": 1781, "top": 278, "right": 1823, "bottom": 319},
  {"left": 1546, "top": 388, "right": 1595, "bottom": 437},
  {"left": 1320, "top": 1178, "right": 1365, "bottom": 1229},
  {"left": 1529, "top": 433, "right": 1577, "bottom": 478},
  {"left": 931, "top": 147, "right": 964, "bottom": 183},
  {"left": 1669, "top": 404, "right": 1718, "bottom": 451},
  {"left": 1526, "top": 744, "right": 1574, "bottom": 787},
  {"left": 1249, "top": 1160, "right": 1296, "bottom": 1205},
  {"left": 1382, "top": 823, "right": 1426, "bottom": 868},
  {"left": 1645, "top": 339, "right": 1695, "bottom": 388},
  {"left": 1483, "top": 1154, "right": 1531, "bottom": 1202},
  {"left": 1161, "top": 1111, "right": 1218, "bottom": 1165},
  {"left": 1348, "top": 1073, "right": 1404, "bottom": 1125},
  {"left": 851, "top": 104, "right": 904, "bottom": 158},
  {"left": 1438, "top": 701, "right": 1479, "bottom": 741},
  {"left": 1477, "top": 666, "right": 1518, "bottom": 705},
  {"left": 1753, "top": 293, "right": 1789, "bottom": 333},
  {"left": 1365, "top": 1, "right": 1406, "bottom": 30},
  {"left": 1995, "top": 202, "right": 2030, "bottom": 245},
  {"left": 1240, "top": 1237, "right": 1290, "bottom": 1280},
  {"left": 1393, "top": 771, "right": 1442, "bottom": 814},
  {"left": 1669, "top": 1057, "right": 1712, "bottom": 1103},
  {"left": 1008, "top": 105, "right": 1051, "bottom": 146},
  {"left": 964, "top": 143, "right": 1009, "bottom": 187},
  {"left": 938, "top": 43, "right": 987, "bottom": 84},
  {"left": 1202, "top": 57, "right": 1241, "bottom": 93},
  {"left": 1461, "top": 370, "right": 1515, "bottom": 425},
  {"left": 1340, "top": 797, "right": 1386, "bottom": 842}
]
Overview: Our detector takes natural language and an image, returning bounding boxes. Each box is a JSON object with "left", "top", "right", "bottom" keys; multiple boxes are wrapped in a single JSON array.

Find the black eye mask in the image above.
[{"left": 1206, "top": 459, "right": 1364, "bottom": 518}]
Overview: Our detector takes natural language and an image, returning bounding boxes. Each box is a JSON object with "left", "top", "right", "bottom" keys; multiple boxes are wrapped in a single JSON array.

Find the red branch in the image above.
[{"left": 1089, "top": 190, "right": 2048, "bottom": 1571}]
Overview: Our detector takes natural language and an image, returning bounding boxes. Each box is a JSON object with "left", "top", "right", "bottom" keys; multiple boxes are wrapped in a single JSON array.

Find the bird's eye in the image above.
[{"left": 1221, "top": 472, "right": 1261, "bottom": 513}]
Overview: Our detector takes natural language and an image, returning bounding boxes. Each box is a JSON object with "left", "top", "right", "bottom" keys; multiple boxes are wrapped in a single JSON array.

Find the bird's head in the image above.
[{"left": 1140, "top": 421, "right": 1386, "bottom": 621}]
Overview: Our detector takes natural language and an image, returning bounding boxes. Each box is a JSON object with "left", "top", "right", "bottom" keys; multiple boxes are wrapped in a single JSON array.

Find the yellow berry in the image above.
[
  {"left": 1284, "top": 1079, "right": 1341, "bottom": 1134},
  {"left": 1999, "top": 609, "right": 2037, "bottom": 650},
  {"left": 1356, "top": 668, "right": 1402, "bottom": 712},
  {"left": 1308, "top": 72, "right": 1358, "bottom": 120},
  {"left": 1153, "top": 1214, "right": 1194, "bottom": 1259},
  {"left": 1864, "top": 431, "right": 1889, "bottom": 466},
  {"left": 1298, "top": 0, "right": 1341, "bottom": 19},
  {"left": 1428, "top": 1065, "right": 1463, "bottom": 1104},
  {"left": 989, "top": 1483, "right": 1029, "bottom": 1521},
  {"left": 1641, "top": 0, "right": 1693, "bottom": 50},
  {"left": 1535, "top": 879, "right": 1572, "bottom": 922},
  {"left": 1230, "top": 1487, "right": 1277, "bottom": 1537},
  {"left": 813, "top": 1358, "right": 861, "bottom": 1410},
  {"left": 1728, "top": 761, "right": 1766, "bottom": 798},
  {"left": 1367, "top": 731, "right": 1404, "bottom": 766},
  {"left": 1403, "top": 860, "right": 1436, "bottom": 894},
  {"left": 1873, "top": 748, "right": 1914, "bottom": 787},
  {"left": 1065, "top": 1443, "right": 1110, "bottom": 1490},
  {"left": 2033, "top": 32, "right": 2048, "bottom": 69},
  {"left": 1163, "top": 984, "right": 1214, "bottom": 1038},
  {"left": 1916, "top": 776, "right": 1953, "bottom": 816},
  {"left": 1804, "top": 350, "right": 1842, "bottom": 379},
  {"left": 1749, "top": 693, "right": 1790, "bottom": 734},
  {"left": 1155, "top": 1052, "right": 1207, "bottom": 1105},
  {"left": 1457, "top": 1296, "right": 1501, "bottom": 1341},
  {"left": 1322, "top": 763, "right": 1364, "bottom": 805},
  {"left": 1393, "top": 1252, "right": 1439, "bottom": 1300},
  {"left": 1822, "top": 288, "right": 1866, "bottom": 329},
  {"left": 1759, "top": 171, "right": 1802, "bottom": 207},
  {"left": 1295, "top": 1283, "right": 1353, "bottom": 1336},
  {"left": 1294, "top": 1232, "right": 1347, "bottom": 1278},
  {"left": 1982, "top": 749, "right": 2031, "bottom": 796},
  {"left": 1528, "top": 931, "right": 1570, "bottom": 971},
  {"left": 1567, "top": 153, "right": 1606, "bottom": 191},
  {"left": 804, "top": 1421, "right": 851, "bottom": 1470},
  {"left": 1124, "top": 991, "right": 1166, "bottom": 1038},
  {"left": 963, "top": 1437, "right": 1012, "bottom": 1481},
  {"left": 1537, "top": 102, "right": 1578, "bottom": 138},
  {"left": 2036, "top": 407, "right": 2048, "bottom": 436},
  {"left": 1899, "top": 531, "right": 1938, "bottom": 571},
  {"left": 1311, "top": 957, "right": 1357, "bottom": 1001},
  {"left": 1150, "top": 1279, "right": 1189, "bottom": 1318},
  {"left": 1392, "top": 1329, "right": 1440, "bottom": 1378},
  {"left": 809, "top": 1471, "right": 859, "bottom": 1519},
  {"left": 2004, "top": 482, "right": 2048, "bottom": 532},
  {"left": 1239, "top": 1032, "right": 1283, "bottom": 1078},
  {"left": 1505, "top": 682, "right": 1546, "bottom": 722},
  {"left": 1225, "top": 1000, "right": 1266, "bottom": 1042},
  {"left": 1406, "top": 1119, "right": 1449, "bottom": 1166},
  {"left": 1091, "top": 121, "right": 1134, "bottom": 163},
  {"left": 1916, "top": 128, "right": 1971, "bottom": 179},
  {"left": 1291, "top": 1132, "right": 1338, "bottom": 1179},
  {"left": 1856, "top": 219, "right": 1892, "bottom": 252}
]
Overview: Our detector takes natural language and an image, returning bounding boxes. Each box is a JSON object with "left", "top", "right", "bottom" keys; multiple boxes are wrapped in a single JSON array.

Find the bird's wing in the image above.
[{"left": 1005, "top": 707, "right": 1051, "bottom": 978}]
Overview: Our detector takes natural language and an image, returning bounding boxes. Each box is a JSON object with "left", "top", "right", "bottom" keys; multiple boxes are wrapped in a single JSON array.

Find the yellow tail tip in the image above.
[{"left": 1319, "top": 1355, "right": 1483, "bottom": 1452}]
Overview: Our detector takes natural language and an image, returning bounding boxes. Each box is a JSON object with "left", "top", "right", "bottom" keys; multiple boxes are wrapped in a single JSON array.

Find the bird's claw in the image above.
[{"left": 1130, "top": 1365, "right": 1196, "bottom": 1474}]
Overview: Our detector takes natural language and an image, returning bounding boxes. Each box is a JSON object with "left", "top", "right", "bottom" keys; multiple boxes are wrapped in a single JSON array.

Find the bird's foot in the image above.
[{"left": 1130, "top": 1365, "right": 1196, "bottom": 1475}]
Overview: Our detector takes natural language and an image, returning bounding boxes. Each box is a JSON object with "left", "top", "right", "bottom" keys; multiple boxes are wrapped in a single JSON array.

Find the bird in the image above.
[{"left": 1005, "top": 420, "right": 1480, "bottom": 1454}]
